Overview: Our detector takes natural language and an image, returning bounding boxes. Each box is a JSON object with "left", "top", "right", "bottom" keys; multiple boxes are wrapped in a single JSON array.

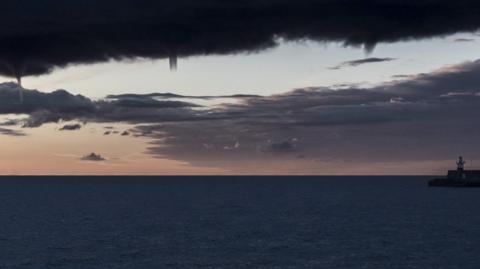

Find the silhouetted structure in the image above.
[
  {"left": 455, "top": 156, "right": 466, "bottom": 179},
  {"left": 429, "top": 157, "right": 480, "bottom": 187}
]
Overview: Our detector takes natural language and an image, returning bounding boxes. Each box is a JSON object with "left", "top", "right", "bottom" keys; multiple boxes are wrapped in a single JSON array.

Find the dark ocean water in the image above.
[{"left": 1, "top": 176, "right": 479, "bottom": 269}]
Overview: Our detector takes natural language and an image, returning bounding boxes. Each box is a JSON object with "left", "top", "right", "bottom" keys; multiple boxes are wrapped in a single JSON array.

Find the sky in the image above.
[
  {"left": 8, "top": 34, "right": 480, "bottom": 98},
  {"left": 1, "top": 0, "right": 480, "bottom": 175}
]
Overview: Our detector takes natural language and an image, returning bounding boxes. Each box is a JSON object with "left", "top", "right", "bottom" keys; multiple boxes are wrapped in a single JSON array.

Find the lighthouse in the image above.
[
  {"left": 456, "top": 156, "right": 466, "bottom": 179},
  {"left": 429, "top": 157, "right": 480, "bottom": 187}
]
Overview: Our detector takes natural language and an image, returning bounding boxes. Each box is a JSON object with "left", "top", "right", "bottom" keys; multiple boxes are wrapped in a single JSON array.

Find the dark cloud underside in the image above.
[{"left": 0, "top": 0, "right": 479, "bottom": 80}]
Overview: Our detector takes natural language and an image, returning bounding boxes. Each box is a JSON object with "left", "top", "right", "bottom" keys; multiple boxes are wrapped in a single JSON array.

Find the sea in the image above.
[{"left": 1, "top": 176, "right": 479, "bottom": 269}]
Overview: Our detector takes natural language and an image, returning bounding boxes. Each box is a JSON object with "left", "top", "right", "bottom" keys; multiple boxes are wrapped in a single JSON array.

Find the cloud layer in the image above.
[
  {"left": 2, "top": 59, "right": 480, "bottom": 170},
  {"left": 329, "top": 57, "right": 396, "bottom": 70},
  {"left": 1, "top": 0, "right": 480, "bottom": 80},
  {"left": 132, "top": 59, "right": 480, "bottom": 167},
  {"left": 81, "top": 153, "right": 106, "bottom": 161}
]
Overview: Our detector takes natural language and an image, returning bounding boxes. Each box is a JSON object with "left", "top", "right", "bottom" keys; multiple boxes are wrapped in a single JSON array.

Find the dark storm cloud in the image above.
[
  {"left": 329, "top": 57, "right": 396, "bottom": 70},
  {"left": 0, "top": 82, "right": 95, "bottom": 127},
  {"left": 264, "top": 139, "right": 299, "bottom": 154},
  {"left": 0, "top": 83, "right": 94, "bottom": 115},
  {"left": 59, "top": 123, "right": 82, "bottom": 131},
  {"left": 1, "top": 0, "right": 480, "bottom": 80},
  {"left": 105, "top": 94, "right": 202, "bottom": 109},
  {"left": 0, "top": 84, "right": 207, "bottom": 127},
  {"left": 454, "top": 38, "right": 475, "bottom": 42},
  {"left": 130, "top": 59, "right": 480, "bottom": 166},
  {"left": 81, "top": 153, "right": 106, "bottom": 161},
  {"left": 0, "top": 127, "right": 25, "bottom": 137},
  {"left": 391, "top": 74, "right": 411, "bottom": 79},
  {"left": 107, "top": 93, "right": 261, "bottom": 100}
]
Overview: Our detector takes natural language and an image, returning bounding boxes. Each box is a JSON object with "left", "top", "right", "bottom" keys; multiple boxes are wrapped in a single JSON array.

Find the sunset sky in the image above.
[{"left": 1, "top": 0, "right": 480, "bottom": 174}]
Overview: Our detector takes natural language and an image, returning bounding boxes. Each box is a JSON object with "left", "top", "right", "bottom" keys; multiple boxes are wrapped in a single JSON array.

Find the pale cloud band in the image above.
[{"left": 1, "top": 59, "right": 480, "bottom": 171}]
